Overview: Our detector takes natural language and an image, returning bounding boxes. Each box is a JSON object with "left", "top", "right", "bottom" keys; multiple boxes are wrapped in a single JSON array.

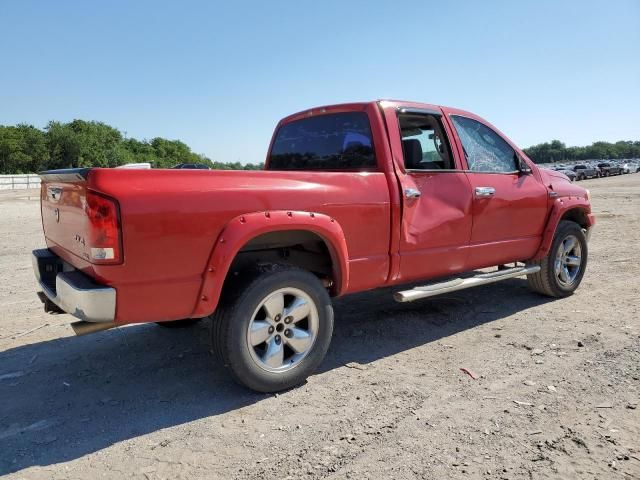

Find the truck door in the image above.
[
  {"left": 389, "top": 108, "right": 473, "bottom": 283},
  {"left": 446, "top": 113, "right": 548, "bottom": 269}
]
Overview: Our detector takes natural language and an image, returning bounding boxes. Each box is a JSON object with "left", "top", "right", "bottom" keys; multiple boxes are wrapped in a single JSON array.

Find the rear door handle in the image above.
[
  {"left": 404, "top": 188, "right": 421, "bottom": 199},
  {"left": 475, "top": 186, "right": 495, "bottom": 198}
]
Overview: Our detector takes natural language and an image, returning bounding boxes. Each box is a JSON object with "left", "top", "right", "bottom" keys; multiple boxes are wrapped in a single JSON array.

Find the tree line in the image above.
[
  {"left": 523, "top": 140, "right": 640, "bottom": 164},
  {"left": 1, "top": 119, "right": 638, "bottom": 173},
  {"left": 0, "top": 120, "right": 263, "bottom": 174}
]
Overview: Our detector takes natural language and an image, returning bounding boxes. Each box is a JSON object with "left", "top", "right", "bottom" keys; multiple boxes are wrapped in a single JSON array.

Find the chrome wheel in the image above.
[
  {"left": 246, "top": 288, "right": 319, "bottom": 373},
  {"left": 554, "top": 234, "right": 582, "bottom": 287}
]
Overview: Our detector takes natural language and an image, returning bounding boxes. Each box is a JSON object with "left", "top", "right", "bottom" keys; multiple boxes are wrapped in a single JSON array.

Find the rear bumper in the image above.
[{"left": 32, "top": 248, "right": 116, "bottom": 322}]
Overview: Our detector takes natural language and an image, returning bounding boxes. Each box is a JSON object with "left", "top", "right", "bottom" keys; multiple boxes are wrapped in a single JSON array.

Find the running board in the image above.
[{"left": 393, "top": 265, "right": 541, "bottom": 303}]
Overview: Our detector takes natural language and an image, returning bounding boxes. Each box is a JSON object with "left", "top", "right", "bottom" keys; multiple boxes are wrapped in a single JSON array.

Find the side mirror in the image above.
[{"left": 518, "top": 156, "right": 532, "bottom": 175}]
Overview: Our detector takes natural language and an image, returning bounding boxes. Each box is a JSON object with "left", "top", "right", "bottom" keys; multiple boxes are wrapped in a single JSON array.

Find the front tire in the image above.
[
  {"left": 527, "top": 220, "right": 588, "bottom": 298},
  {"left": 212, "top": 266, "right": 334, "bottom": 392}
]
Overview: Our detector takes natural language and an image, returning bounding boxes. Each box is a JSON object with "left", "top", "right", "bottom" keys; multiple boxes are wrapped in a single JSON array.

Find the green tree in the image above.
[
  {"left": 9, "top": 117, "right": 639, "bottom": 172},
  {"left": 0, "top": 124, "right": 49, "bottom": 173},
  {"left": 524, "top": 139, "right": 640, "bottom": 164}
]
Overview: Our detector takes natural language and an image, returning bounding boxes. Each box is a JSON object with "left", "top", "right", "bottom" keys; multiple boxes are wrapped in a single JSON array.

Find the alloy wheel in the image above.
[
  {"left": 246, "top": 288, "right": 319, "bottom": 372},
  {"left": 554, "top": 235, "right": 582, "bottom": 287}
]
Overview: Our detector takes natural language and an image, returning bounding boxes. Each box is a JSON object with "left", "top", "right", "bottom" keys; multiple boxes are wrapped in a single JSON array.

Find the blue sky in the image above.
[{"left": 1, "top": 0, "right": 638, "bottom": 163}]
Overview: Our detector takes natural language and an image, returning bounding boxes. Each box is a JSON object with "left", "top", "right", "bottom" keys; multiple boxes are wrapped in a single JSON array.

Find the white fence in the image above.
[{"left": 0, "top": 174, "right": 41, "bottom": 190}]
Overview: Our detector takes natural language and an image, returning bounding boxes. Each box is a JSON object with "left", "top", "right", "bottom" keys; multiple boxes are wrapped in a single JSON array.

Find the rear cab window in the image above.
[{"left": 268, "top": 112, "right": 376, "bottom": 171}]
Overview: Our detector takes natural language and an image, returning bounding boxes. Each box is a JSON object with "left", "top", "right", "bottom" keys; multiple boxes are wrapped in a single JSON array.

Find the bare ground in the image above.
[{"left": 0, "top": 175, "right": 638, "bottom": 480}]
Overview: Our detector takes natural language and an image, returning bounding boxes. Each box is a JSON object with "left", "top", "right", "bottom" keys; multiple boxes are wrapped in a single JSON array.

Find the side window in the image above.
[
  {"left": 268, "top": 112, "right": 376, "bottom": 171},
  {"left": 451, "top": 116, "right": 517, "bottom": 173},
  {"left": 399, "top": 114, "right": 455, "bottom": 170}
]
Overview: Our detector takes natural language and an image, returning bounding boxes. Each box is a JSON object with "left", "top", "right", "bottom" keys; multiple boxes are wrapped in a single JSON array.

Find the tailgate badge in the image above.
[{"left": 54, "top": 208, "right": 60, "bottom": 223}]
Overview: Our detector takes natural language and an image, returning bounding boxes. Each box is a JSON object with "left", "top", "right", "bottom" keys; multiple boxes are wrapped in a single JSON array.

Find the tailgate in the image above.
[
  {"left": 40, "top": 169, "right": 93, "bottom": 263},
  {"left": 39, "top": 167, "right": 127, "bottom": 270},
  {"left": 40, "top": 169, "right": 123, "bottom": 267}
]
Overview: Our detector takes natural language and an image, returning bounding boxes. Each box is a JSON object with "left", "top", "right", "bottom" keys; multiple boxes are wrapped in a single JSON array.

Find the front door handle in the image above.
[
  {"left": 475, "top": 186, "right": 495, "bottom": 198},
  {"left": 405, "top": 188, "right": 421, "bottom": 199}
]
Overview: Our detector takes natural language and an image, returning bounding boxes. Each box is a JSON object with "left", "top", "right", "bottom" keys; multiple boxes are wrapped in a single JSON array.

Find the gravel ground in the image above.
[{"left": 0, "top": 174, "right": 639, "bottom": 480}]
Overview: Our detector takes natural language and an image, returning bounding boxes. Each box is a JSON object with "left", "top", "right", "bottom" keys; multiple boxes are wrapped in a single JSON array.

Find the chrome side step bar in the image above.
[{"left": 393, "top": 265, "right": 541, "bottom": 303}]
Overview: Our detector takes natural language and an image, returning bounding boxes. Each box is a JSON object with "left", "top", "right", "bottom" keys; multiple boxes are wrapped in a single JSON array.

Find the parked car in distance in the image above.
[
  {"left": 551, "top": 166, "right": 576, "bottom": 181},
  {"left": 32, "top": 100, "right": 595, "bottom": 392},
  {"left": 597, "top": 162, "right": 622, "bottom": 176},
  {"left": 621, "top": 163, "right": 636, "bottom": 174},
  {"left": 572, "top": 164, "right": 599, "bottom": 180},
  {"left": 590, "top": 164, "right": 603, "bottom": 177},
  {"left": 172, "top": 163, "right": 211, "bottom": 170}
]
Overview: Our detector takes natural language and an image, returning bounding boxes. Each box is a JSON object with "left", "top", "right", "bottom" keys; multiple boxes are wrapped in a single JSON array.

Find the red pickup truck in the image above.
[{"left": 33, "top": 100, "right": 595, "bottom": 392}]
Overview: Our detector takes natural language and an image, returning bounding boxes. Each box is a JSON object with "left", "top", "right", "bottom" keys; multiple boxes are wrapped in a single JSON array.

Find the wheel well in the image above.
[
  {"left": 560, "top": 208, "right": 589, "bottom": 229},
  {"left": 227, "top": 230, "right": 335, "bottom": 289}
]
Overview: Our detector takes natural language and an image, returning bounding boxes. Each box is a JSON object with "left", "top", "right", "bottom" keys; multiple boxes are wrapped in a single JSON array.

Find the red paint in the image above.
[
  {"left": 380, "top": 103, "right": 474, "bottom": 282},
  {"left": 38, "top": 100, "right": 594, "bottom": 325},
  {"left": 191, "top": 210, "right": 351, "bottom": 319},
  {"left": 464, "top": 172, "right": 549, "bottom": 267},
  {"left": 395, "top": 171, "right": 474, "bottom": 282}
]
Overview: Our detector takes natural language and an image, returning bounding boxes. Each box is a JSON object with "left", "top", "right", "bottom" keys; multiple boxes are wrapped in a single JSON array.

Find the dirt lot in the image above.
[{"left": 1, "top": 174, "right": 638, "bottom": 480}]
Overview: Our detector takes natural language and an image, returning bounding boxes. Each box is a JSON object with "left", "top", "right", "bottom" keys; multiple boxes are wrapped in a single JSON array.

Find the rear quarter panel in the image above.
[{"left": 85, "top": 168, "right": 391, "bottom": 323}]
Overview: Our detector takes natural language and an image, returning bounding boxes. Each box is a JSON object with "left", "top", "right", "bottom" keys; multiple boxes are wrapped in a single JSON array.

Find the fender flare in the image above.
[
  {"left": 191, "top": 210, "right": 350, "bottom": 317},
  {"left": 532, "top": 197, "right": 595, "bottom": 260}
]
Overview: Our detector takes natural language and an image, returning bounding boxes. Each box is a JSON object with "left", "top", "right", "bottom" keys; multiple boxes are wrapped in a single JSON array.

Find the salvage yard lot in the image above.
[{"left": 1, "top": 175, "right": 639, "bottom": 480}]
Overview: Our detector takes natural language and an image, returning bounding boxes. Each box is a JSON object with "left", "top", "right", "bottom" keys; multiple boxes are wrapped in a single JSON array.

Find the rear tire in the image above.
[
  {"left": 527, "top": 220, "right": 588, "bottom": 298},
  {"left": 212, "top": 265, "right": 334, "bottom": 393}
]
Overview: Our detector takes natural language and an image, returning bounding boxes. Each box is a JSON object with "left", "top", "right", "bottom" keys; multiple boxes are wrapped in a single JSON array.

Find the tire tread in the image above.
[
  {"left": 527, "top": 220, "right": 587, "bottom": 298},
  {"left": 211, "top": 264, "right": 333, "bottom": 392}
]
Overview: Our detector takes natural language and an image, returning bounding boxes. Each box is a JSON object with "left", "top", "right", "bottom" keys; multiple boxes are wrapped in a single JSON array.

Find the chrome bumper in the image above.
[{"left": 32, "top": 249, "right": 116, "bottom": 322}]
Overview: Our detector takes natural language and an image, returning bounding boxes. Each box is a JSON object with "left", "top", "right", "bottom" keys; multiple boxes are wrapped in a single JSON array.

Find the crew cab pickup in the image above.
[
  {"left": 597, "top": 162, "right": 623, "bottom": 177},
  {"left": 33, "top": 100, "right": 595, "bottom": 392}
]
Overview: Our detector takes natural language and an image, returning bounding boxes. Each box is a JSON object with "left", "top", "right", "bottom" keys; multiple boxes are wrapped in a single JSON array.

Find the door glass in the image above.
[
  {"left": 451, "top": 116, "right": 517, "bottom": 173},
  {"left": 399, "top": 114, "right": 455, "bottom": 170}
]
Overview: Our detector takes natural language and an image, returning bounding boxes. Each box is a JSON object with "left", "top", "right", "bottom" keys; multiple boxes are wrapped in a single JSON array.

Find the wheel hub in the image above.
[
  {"left": 246, "top": 288, "right": 319, "bottom": 373},
  {"left": 554, "top": 234, "right": 582, "bottom": 286}
]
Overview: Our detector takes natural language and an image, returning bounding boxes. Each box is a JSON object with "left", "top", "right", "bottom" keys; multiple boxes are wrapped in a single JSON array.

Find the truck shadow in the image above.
[{"left": 0, "top": 279, "right": 551, "bottom": 474}]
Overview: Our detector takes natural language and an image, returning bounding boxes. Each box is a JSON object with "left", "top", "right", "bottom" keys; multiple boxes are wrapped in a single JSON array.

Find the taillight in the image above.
[{"left": 85, "top": 191, "right": 122, "bottom": 264}]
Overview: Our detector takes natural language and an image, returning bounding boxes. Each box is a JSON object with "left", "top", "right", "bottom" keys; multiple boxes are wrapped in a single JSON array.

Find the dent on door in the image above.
[{"left": 398, "top": 172, "right": 473, "bottom": 282}]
